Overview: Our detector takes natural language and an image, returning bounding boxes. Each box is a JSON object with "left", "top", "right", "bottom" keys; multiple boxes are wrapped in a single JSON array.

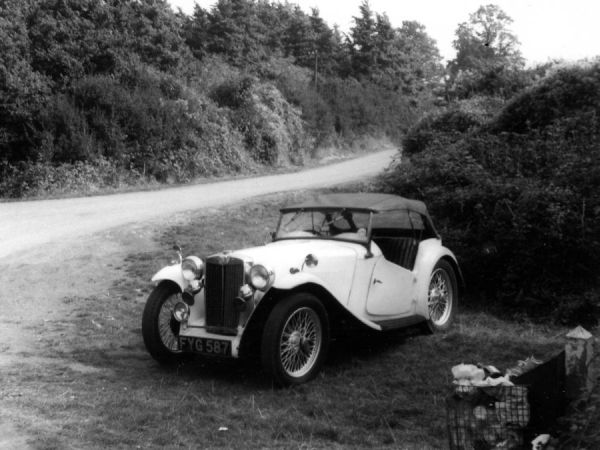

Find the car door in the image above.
[{"left": 365, "top": 256, "right": 415, "bottom": 316}]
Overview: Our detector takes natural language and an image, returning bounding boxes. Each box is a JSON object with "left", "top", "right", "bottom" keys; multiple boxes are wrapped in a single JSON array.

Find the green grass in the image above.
[{"left": 1, "top": 191, "right": 579, "bottom": 449}]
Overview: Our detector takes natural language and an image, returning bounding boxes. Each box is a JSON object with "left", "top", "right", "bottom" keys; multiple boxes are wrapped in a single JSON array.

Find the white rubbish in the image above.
[
  {"left": 531, "top": 434, "right": 551, "bottom": 450},
  {"left": 218, "top": 427, "right": 228, "bottom": 432},
  {"left": 451, "top": 363, "right": 513, "bottom": 387},
  {"left": 452, "top": 363, "right": 485, "bottom": 383}
]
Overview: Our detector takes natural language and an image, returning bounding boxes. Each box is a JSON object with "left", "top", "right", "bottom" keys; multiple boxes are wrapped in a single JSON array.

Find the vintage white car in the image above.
[{"left": 142, "top": 193, "right": 462, "bottom": 385}]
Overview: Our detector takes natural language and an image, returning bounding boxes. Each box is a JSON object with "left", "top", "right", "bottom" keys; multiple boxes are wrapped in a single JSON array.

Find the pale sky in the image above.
[{"left": 168, "top": 0, "right": 600, "bottom": 65}]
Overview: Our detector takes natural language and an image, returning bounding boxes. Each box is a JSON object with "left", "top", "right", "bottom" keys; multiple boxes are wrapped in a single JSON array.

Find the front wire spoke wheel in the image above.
[
  {"left": 279, "top": 307, "right": 322, "bottom": 377},
  {"left": 262, "top": 294, "right": 329, "bottom": 386},
  {"left": 142, "top": 283, "right": 186, "bottom": 364},
  {"left": 158, "top": 294, "right": 181, "bottom": 352}
]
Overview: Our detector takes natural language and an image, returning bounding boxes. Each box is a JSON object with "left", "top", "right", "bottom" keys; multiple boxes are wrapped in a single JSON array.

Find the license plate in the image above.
[{"left": 179, "top": 336, "right": 232, "bottom": 357}]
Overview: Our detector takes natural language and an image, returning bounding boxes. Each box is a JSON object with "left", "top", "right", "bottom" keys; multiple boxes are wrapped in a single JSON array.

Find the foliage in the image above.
[
  {"left": 211, "top": 76, "right": 310, "bottom": 165},
  {"left": 320, "top": 77, "right": 423, "bottom": 143},
  {"left": 257, "top": 58, "right": 335, "bottom": 148},
  {"left": 447, "top": 4, "right": 525, "bottom": 99},
  {"left": 1, "top": 0, "right": 442, "bottom": 198},
  {"left": 401, "top": 109, "right": 483, "bottom": 156},
  {"left": 349, "top": 1, "right": 443, "bottom": 94},
  {"left": 381, "top": 63, "right": 600, "bottom": 326},
  {"left": 0, "top": 157, "right": 141, "bottom": 198},
  {"left": 0, "top": 0, "right": 52, "bottom": 161},
  {"left": 449, "top": 4, "right": 523, "bottom": 75},
  {"left": 491, "top": 63, "right": 600, "bottom": 133}
]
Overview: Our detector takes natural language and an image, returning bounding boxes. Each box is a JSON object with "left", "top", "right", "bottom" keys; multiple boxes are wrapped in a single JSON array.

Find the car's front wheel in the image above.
[
  {"left": 142, "top": 282, "right": 184, "bottom": 364},
  {"left": 261, "top": 293, "right": 329, "bottom": 386},
  {"left": 424, "top": 259, "right": 457, "bottom": 333}
]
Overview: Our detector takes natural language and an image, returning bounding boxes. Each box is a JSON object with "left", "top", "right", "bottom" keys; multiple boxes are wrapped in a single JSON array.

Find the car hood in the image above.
[
  {"left": 228, "top": 239, "right": 366, "bottom": 301},
  {"left": 231, "top": 239, "right": 363, "bottom": 268}
]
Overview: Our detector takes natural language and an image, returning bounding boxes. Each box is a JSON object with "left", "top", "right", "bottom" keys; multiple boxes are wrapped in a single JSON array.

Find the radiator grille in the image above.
[{"left": 205, "top": 255, "right": 244, "bottom": 334}]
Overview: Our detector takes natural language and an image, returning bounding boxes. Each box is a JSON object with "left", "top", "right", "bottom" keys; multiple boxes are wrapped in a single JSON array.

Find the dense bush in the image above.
[
  {"left": 320, "top": 78, "right": 424, "bottom": 144},
  {"left": 211, "top": 76, "right": 311, "bottom": 165},
  {"left": 380, "top": 63, "right": 600, "bottom": 326},
  {"left": 258, "top": 58, "right": 336, "bottom": 149},
  {"left": 259, "top": 58, "right": 428, "bottom": 150},
  {"left": 0, "top": 157, "right": 141, "bottom": 198},
  {"left": 401, "top": 109, "right": 483, "bottom": 156},
  {"left": 490, "top": 63, "right": 600, "bottom": 133}
]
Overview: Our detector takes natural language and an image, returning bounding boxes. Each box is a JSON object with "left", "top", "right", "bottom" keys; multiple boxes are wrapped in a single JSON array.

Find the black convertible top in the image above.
[{"left": 281, "top": 193, "right": 429, "bottom": 216}]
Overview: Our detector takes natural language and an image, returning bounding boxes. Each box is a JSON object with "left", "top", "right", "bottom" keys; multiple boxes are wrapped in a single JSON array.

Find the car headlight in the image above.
[
  {"left": 172, "top": 301, "right": 190, "bottom": 322},
  {"left": 249, "top": 264, "right": 274, "bottom": 291},
  {"left": 182, "top": 256, "right": 204, "bottom": 281}
]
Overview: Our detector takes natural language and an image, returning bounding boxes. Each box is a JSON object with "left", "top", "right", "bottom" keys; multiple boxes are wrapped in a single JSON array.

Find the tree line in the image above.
[
  {"left": 1, "top": 0, "right": 534, "bottom": 197},
  {"left": 0, "top": 0, "right": 442, "bottom": 196}
]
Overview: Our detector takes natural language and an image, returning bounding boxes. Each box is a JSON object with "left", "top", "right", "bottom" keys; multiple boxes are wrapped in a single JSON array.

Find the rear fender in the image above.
[
  {"left": 151, "top": 264, "right": 185, "bottom": 292},
  {"left": 413, "top": 240, "right": 461, "bottom": 316}
]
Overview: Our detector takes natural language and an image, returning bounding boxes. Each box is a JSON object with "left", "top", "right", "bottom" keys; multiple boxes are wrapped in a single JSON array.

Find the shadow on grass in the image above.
[{"left": 327, "top": 325, "right": 422, "bottom": 366}]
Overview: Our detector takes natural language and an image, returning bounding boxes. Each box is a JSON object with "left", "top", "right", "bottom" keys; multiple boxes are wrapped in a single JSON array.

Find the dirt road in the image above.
[{"left": 0, "top": 149, "right": 395, "bottom": 259}]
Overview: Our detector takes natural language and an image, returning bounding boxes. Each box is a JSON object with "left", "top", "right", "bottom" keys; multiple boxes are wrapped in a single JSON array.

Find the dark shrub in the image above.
[
  {"left": 490, "top": 63, "right": 600, "bottom": 133},
  {"left": 402, "top": 109, "right": 482, "bottom": 156},
  {"left": 212, "top": 76, "right": 311, "bottom": 165},
  {"left": 321, "top": 78, "right": 422, "bottom": 144},
  {"left": 258, "top": 58, "right": 336, "bottom": 149},
  {"left": 211, "top": 76, "right": 255, "bottom": 109},
  {"left": 378, "top": 63, "right": 600, "bottom": 325}
]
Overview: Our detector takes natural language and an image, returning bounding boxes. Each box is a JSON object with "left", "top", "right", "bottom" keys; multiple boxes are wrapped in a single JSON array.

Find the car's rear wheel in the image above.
[
  {"left": 424, "top": 260, "right": 457, "bottom": 333},
  {"left": 142, "top": 282, "right": 184, "bottom": 364},
  {"left": 261, "top": 293, "right": 329, "bottom": 386}
]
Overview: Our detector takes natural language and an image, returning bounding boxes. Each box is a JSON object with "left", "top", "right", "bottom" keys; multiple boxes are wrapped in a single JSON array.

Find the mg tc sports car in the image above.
[{"left": 142, "top": 193, "right": 462, "bottom": 385}]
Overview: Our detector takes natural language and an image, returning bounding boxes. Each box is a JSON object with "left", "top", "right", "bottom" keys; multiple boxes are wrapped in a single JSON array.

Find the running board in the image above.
[{"left": 373, "top": 315, "right": 425, "bottom": 331}]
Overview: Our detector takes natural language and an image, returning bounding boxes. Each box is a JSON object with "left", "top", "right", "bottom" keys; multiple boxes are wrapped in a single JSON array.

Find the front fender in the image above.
[
  {"left": 273, "top": 272, "right": 328, "bottom": 291},
  {"left": 151, "top": 264, "right": 185, "bottom": 291},
  {"left": 267, "top": 272, "right": 383, "bottom": 331}
]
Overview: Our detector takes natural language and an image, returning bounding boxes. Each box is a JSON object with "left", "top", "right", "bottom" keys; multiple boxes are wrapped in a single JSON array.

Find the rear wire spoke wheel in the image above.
[
  {"left": 142, "top": 282, "right": 184, "bottom": 364},
  {"left": 261, "top": 293, "right": 329, "bottom": 386},
  {"left": 424, "top": 260, "right": 457, "bottom": 333}
]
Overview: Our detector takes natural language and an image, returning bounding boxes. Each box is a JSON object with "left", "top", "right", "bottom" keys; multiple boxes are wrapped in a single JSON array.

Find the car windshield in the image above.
[{"left": 275, "top": 209, "right": 371, "bottom": 243}]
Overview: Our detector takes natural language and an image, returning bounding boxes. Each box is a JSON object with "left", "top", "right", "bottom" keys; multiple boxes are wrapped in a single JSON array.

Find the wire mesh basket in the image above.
[{"left": 446, "top": 385, "right": 530, "bottom": 450}]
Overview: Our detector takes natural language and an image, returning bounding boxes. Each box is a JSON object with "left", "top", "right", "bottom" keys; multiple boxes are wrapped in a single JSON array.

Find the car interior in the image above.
[{"left": 371, "top": 211, "right": 437, "bottom": 270}]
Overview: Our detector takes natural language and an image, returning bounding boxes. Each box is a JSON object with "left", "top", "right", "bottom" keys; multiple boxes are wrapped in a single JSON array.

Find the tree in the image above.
[
  {"left": 450, "top": 4, "right": 523, "bottom": 74},
  {"left": 349, "top": 0, "right": 377, "bottom": 77},
  {"left": 447, "top": 4, "right": 524, "bottom": 98},
  {"left": 205, "top": 0, "right": 269, "bottom": 66},
  {"left": 0, "top": 0, "right": 51, "bottom": 162},
  {"left": 182, "top": 5, "right": 210, "bottom": 60},
  {"left": 348, "top": 2, "right": 442, "bottom": 94},
  {"left": 396, "top": 21, "right": 444, "bottom": 93}
]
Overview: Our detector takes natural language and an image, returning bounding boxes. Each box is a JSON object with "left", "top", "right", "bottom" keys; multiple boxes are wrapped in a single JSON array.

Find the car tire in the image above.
[
  {"left": 142, "top": 282, "right": 184, "bottom": 364},
  {"left": 423, "top": 259, "right": 457, "bottom": 333},
  {"left": 261, "top": 293, "right": 329, "bottom": 386}
]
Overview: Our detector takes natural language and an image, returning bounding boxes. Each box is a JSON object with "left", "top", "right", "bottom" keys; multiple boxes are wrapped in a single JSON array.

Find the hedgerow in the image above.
[
  {"left": 379, "top": 63, "right": 600, "bottom": 325},
  {"left": 1, "top": 0, "right": 440, "bottom": 198}
]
